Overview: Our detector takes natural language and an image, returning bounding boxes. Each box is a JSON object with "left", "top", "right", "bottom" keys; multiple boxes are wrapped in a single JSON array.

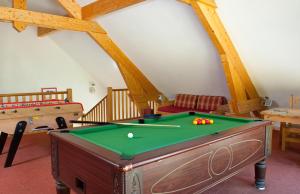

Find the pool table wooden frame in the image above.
[{"left": 50, "top": 116, "right": 272, "bottom": 194}]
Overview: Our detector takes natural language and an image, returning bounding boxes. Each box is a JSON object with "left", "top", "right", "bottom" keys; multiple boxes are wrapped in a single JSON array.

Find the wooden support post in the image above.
[
  {"left": 12, "top": 0, "right": 27, "bottom": 32},
  {"left": 56, "top": 0, "right": 163, "bottom": 113},
  {"left": 66, "top": 88, "right": 73, "bottom": 102},
  {"left": 106, "top": 87, "right": 113, "bottom": 122},
  {"left": 38, "top": 0, "right": 145, "bottom": 37},
  {"left": 180, "top": 0, "right": 260, "bottom": 113}
]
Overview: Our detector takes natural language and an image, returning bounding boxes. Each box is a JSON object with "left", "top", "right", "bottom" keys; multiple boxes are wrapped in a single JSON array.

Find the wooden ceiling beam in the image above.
[
  {"left": 82, "top": 0, "right": 145, "bottom": 19},
  {"left": 57, "top": 0, "right": 82, "bottom": 19},
  {"left": 57, "top": 0, "right": 163, "bottom": 111},
  {"left": 0, "top": 6, "right": 105, "bottom": 33},
  {"left": 179, "top": 0, "right": 217, "bottom": 8},
  {"left": 38, "top": 0, "right": 145, "bottom": 37},
  {"left": 12, "top": 0, "right": 27, "bottom": 32},
  {"left": 180, "top": 0, "right": 259, "bottom": 113}
]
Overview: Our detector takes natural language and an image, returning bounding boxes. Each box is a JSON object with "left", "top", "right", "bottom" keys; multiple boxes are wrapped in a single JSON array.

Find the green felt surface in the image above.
[{"left": 71, "top": 112, "right": 255, "bottom": 159}]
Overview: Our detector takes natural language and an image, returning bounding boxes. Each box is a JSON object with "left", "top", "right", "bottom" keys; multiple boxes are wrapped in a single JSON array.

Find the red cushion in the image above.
[
  {"left": 196, "top": 96, "right": 227, "bottom": 111},
  {"left": 174, "top": 94, "right": 198, "bottom": 109}
]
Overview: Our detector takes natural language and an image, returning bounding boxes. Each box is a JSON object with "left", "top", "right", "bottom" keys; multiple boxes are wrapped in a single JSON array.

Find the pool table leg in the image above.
[
  {"left": 56, "top": 180, "right": 70, "bottom": 194},
  {"left": 255, "top": 160, "right": 266, "bottom": 190}
]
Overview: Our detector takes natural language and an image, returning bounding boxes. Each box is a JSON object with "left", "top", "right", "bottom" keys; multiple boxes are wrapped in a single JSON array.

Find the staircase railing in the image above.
[{"left": 81, "top": 87, "right": 158, "bottom": 123}]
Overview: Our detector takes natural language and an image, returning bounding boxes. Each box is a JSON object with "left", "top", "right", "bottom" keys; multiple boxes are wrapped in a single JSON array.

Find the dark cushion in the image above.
[
  {"left": 173, "top": 94, "right": 198, "bottom": 109},
  {"left": 196, "top": 95, "right": 227, "bottom": 111}
]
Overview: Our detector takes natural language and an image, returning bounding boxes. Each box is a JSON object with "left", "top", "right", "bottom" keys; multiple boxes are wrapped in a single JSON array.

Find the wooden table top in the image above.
[{"left": 261, "top": 108, "right": 300, "bottom": 124}]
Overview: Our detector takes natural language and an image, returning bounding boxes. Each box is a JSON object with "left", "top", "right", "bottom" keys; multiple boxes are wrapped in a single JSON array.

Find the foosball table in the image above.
[{"left": 0, "top": 89, "right": 83, "bottom": 167}]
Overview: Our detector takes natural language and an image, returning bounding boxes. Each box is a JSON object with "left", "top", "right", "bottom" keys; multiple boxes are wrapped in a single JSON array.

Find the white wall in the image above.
[
  {"left": 216, "top": 0, "right": 300, "bottom": 107},
  {"left": 0, "top": 23, "right": 105, "bottom": 112}
]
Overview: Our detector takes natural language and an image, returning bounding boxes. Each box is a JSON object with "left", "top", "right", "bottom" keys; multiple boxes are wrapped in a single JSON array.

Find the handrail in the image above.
[
  {"left": 84, "top": 95, "right": 107, "bottom": 116},
  {"left": 0, "top": 89, "right": 73, "bottom": 103},
  {"left": 81, "top": 87, "right": 158, "bottom": 124}
]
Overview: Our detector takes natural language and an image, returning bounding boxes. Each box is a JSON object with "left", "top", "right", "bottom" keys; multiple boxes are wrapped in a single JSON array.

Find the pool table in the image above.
[{"left": 50, "top": 112, "right": 272, "bottom": 194}]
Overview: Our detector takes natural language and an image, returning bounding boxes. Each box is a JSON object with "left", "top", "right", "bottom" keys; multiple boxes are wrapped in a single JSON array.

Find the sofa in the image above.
[{"left": 158, "top": 94, "right": 228, "bottom": 114}]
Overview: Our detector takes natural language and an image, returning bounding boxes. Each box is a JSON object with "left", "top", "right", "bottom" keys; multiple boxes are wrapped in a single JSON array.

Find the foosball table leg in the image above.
[
  {"left": 0, "top": 132, "right": 8, "bottom": 155},
  {"left": 56, "top": 117, "right": 68, "bottom": 129},
  {"left": 4, "top": 121, "right": 27, "bottom": 168}
]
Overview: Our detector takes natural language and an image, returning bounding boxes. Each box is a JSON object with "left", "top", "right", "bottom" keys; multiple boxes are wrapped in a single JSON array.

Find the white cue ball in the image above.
[{"left": 127, "top": 132, "right": 134, "bottom": 138}]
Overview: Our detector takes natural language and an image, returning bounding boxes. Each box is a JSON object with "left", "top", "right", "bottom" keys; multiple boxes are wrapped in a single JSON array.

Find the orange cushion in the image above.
[
  {"left": 196, "top": 96, "right": 227, "bottom": 111},
  {"left": 174, "top": 94, "right": 198, "bottom": 109}
]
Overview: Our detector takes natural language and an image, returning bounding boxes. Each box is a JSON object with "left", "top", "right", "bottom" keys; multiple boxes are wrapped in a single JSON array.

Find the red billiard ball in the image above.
[{"left": 197, "top": 119, "right": 203, "bottom": 125}]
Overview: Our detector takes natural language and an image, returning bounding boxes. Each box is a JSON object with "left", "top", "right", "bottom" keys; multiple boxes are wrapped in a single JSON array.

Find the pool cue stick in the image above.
[
  {"left": 70, "top": 120, "right": 181, "bottom": 128},
  {"left": 112, "top": 122, "right": 180, "bottom": 128}
]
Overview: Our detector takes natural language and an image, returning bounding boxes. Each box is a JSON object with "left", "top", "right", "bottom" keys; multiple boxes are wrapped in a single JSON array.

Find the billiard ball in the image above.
[
  {"left": 193, "top": 120, "right": 198, "bottom": 125},
  {"left": 210, "top": 119, "right": 214, "bottom": 124},
  {"left": 197, "top": 119, "right": 202, "bottom": 125},
  {"left": 128, "top": 132, "right": 134, "bottom": 138},
  {"left": 202, "top": 120, "right": 206, "bottom": 125},
  {"left": 205, "top": 119, "right": 210, "bottom": 124}
]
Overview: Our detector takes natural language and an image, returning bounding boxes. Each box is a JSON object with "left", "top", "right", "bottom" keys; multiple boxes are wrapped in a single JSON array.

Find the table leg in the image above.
[
  {"left": 279, "top": 122, "right": 286, "bottom": 144},
  {"left": 4, "top": 121, "right": 27, "bottom": 168},
  {"left": 255, "top": 160, "right": 266, "bottom": 190},
  {"left": 56, "top": 180, "right": 70, "bottom": 194},
  {"left": 0, "top": 132, "right": 8, "bottom": 155}
]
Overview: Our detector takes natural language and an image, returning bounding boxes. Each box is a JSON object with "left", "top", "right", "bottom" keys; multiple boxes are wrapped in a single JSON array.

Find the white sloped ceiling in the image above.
[
  {"left": 49, "top": 0, "right": 229, "bottom": 99},
  {"left": 4, "top": 0, "right": 299, "bottom": 106}
]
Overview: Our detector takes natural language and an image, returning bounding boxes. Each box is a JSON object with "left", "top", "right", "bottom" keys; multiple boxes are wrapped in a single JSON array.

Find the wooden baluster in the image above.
[
  {"left": 97, "top": 105, "right": 100, "bottom": 122},
  {"left": 93, "top": 110, "right": 95, "bottom": 122},
  {"left": 117, "top": 90, "right": 121, "bottom": 120},
  {"left": 125, "top": 91, "right": 128, "bottom": 119},
  {"left": 106, "top": 87, "right": 113, "bottom": 122},
  {"left": 95, "top": 104, "right": 99, "bottom": 121},
  {"left": 102, "top": 100, "right": 104, "bottom": 122},
  {"left": 133, "top": 100, "right": 136, "bottom": 118},
  {"left": 129, "top": 96, "right": 132, "bottom": 118},
  {"left": 97, "top": 104, "right": 100, "bottom": 121},
  {"left": 94, "top": 106, "right": 96, "bottom": 122},
  {"left": 22, "top": 96, "right": 26, "bottom": 102},
  {"left": 94, "top": 106, "right": 97, "bottom": 122},
  {"left": 113, "top": 91, "right": 117, "bottom": 121},
  {"left": 15, "top": 96, "right": 18, "bottom": 103},
  {"left": 104, "top": 100, "right": 106, "bottom": 121},
  {"left": 121, "top": 91, "right": 125, "bottom": 120}
]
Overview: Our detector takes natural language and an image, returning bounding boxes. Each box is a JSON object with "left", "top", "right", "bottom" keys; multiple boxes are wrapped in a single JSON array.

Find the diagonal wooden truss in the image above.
[
  {"left": 0, "top": 0, "right": 163, "bottom": 113},
  {"left": 0, "top": 0, "right": 260, "bottom": 114},
  {"left": 180, "top": 0, "right": 260, "bottom": 112}
]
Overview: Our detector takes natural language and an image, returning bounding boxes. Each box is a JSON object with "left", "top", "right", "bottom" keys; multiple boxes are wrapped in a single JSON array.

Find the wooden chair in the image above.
[{"left": 281, "top": 95, "right": 300, "bottom": 151}]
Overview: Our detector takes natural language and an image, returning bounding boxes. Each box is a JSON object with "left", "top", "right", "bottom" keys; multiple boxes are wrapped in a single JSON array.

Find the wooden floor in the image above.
[{"left": 0, "top": 131, "right": 299, "bottom": 194}]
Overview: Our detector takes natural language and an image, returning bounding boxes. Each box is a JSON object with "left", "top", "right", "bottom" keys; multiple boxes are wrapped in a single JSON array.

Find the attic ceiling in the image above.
[
  {"left": 1, "top": 0, "right": 300, "bottom": 108},
  {"left": 0, "top": 0, "right": 230, "bottom": 98}
]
